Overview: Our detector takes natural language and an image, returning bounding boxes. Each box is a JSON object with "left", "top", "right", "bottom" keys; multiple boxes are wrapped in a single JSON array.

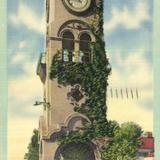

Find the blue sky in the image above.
[{"left": 7, "top": 0, "right": 153, "bottom": 159}]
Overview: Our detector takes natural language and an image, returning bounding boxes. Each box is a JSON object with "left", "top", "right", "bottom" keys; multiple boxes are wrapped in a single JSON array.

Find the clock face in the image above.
[{"left": 64, "top": 0, "right": 92, "bottom": 13}]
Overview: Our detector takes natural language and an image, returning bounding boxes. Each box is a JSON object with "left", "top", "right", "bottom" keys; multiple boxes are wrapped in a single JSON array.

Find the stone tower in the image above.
[{"left": 37, "top": 0, "right": 110, "bottom": 160}]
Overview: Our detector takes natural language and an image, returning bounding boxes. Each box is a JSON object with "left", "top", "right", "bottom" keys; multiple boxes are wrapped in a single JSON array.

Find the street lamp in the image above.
[{"left": 34, "top": 101, "right": 50, "bottom": 109}]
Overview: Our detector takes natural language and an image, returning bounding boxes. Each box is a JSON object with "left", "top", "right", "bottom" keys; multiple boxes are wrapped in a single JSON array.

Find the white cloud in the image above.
[
  {"left": 109, "top": 50, "right": 152, "bottom": 88},
  {"left": 107, "top": 49, "right": 153, "bottom": 131},
  {"left": 107, "top": 99, "right": 153, "bottom": 132},
  {"left": 9, "top": 48, "right": 43, "bottom": 115},
  {"left": 11, "top": 52, "right": 27, "bottom": 64},
  {"left": 19, "top": 40, "right": 27, "bottom": 49},
  {"left": 9, "top": 3, "right": 45, "bottom": 34},
  {"left": 104, "top": 1, "right": 150, "bottom": 32},
  {"left": 9, "top": 61, "right": 43, "bottom": 102}
]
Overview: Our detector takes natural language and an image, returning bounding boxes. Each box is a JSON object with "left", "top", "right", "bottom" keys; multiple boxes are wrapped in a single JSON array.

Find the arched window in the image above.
[
  {"left": 62, "top": 31, "right": 74, "bottom": 62},
  {"left": 79, "top": 33, "right": 91, "bottom": 63}
]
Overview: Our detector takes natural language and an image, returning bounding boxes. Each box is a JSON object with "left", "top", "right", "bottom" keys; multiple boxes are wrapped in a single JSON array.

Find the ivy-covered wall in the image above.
[{"left": 50, "top": 0, "right": 111, "bottom": 144}]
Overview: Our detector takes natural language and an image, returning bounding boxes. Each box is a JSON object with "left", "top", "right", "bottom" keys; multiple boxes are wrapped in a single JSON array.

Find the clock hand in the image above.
[
  {"left": 70, "top": 0, "right": 79, "bottom": 4},
  {"left": 70, "top": 0, "right": 80, "bottom": 2},
  {"left": 71, "top": 0, "right": 83, "bottom": 3}
]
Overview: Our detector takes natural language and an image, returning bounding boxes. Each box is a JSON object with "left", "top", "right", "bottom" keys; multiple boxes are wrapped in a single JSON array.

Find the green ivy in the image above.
[{"left": 50, "top": 0, "right": 111, "bottom": 143}]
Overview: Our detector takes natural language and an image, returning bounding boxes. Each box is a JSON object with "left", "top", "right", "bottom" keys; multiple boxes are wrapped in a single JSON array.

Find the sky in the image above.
[{"left": 7, "top": 0, "right": 153, "bottom": 160}]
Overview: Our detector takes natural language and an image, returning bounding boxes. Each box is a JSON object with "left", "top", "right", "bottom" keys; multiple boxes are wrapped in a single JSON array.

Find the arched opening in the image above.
[
  {"left": 66, "top": 115, "right": 90, "bottom": 132},
  {"left": 54, "top": 142, "right": 96, "bottom": 160},
  {"left": 62, "top": 31, "right": 74, "bottom": 62},
  {"left": 79, "top": 33, "right": 91, "bottom": 63}
]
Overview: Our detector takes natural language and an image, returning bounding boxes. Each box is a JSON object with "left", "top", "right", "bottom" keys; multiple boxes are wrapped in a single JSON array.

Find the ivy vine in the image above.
[{"left": 50, "top": 0, "right": 112, "bottom": 149}]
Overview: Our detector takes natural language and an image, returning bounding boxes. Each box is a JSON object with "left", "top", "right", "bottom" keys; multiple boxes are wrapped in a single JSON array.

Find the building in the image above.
[
  {"left": 138, "top": 132, "right": 154, "bottom": 159},
  {"left": 37, "top": 0, "right": 110, "bottom": 160}
]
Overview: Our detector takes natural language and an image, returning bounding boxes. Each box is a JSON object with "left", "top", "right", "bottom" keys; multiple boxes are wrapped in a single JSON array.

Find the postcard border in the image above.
[
  {"left": 0, "top": 0, "right": 159, "bottom": 160},
  {"left": 0, "top": 0, "right": 7, "bottom": 160},
  {"left": 154, "top": 0, "right": 160, "bottom": 159}
]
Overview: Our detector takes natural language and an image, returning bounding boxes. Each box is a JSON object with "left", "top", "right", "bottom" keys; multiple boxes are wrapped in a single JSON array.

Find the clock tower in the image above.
[{"left": 37, "top": 0, "right": 110, "bottom": 160}]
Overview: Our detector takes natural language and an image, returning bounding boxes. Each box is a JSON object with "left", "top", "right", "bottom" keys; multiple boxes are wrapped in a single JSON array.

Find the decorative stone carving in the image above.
[
  {"left": 58, "top": 20, "right": 90, "bottom": 37},
  {"left": 67, "top": 84, "right": 88, "bottom": 107}
]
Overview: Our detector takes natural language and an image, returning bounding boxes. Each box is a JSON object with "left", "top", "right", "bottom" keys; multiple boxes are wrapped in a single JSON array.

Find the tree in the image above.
[
  {"left": 24, "top": 129, "right": 39, "bottom": 160},
  {"left": 107, "top": 120, "right": 120, "bottom": 137},
  {"left": 101, "top": 122, "right": 143, "bottom": 160}
]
